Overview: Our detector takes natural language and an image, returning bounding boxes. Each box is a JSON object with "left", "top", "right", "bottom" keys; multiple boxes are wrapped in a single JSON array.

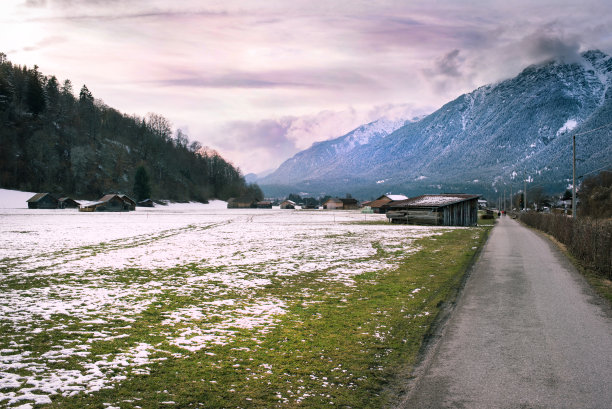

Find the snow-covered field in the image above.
[{"left": 0, "top": 189, "right": 449, "bottom": 407}]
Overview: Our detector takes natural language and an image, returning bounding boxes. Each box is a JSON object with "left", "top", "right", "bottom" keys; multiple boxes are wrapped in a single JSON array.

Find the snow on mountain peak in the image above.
[{"left": 332, "top": 118, "right": 406, "bottom": 154}]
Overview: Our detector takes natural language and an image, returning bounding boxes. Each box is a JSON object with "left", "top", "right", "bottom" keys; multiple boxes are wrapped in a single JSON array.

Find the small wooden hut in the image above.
[
  {"left": 137, "top": 198, "right": 154, "bottom": 207},
  {"left": 58, "top": 197, "right": 80, "bottom": 209},
  {"left": 386, "top": 194, "right": 480, "bottom": 226},
  {"left": 118, "top": 194, "right": 137, "bottom": 211},
  {"left": 340, "top": 197, "right": 360, "bottom": 210},
  {"left": 27, "top": 193, "right": 59, "bottom": 209}
]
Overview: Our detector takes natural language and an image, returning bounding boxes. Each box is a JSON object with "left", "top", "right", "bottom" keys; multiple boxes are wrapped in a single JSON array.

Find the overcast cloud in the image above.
[{"left": 1, "top": 0, "right": 611, "bottom": 173}]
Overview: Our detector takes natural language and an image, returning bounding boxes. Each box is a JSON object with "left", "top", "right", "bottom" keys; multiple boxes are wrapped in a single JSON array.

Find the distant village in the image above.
[
  {"left": 227, "top": 193, "right": 483, "bottom": 226},
  {"left": 25, "top": 186, "right": 583, "bottom": 228},
  {"left": 28, "top": 191, "right": 493, "bottom": 227}
]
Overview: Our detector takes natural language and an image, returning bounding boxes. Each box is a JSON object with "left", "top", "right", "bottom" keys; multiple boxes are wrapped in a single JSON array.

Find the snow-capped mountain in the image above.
[
  {"left": 260, "top": 50, "right": 612, "bottom": 198},
  {"left": 260, "top": 117, "right": 409, "bottom": 186}
]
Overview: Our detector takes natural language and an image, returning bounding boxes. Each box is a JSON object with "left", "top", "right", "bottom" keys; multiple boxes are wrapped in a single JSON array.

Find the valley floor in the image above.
[{"left": 0, "top": 200, "right": 488, "bottom": 408}]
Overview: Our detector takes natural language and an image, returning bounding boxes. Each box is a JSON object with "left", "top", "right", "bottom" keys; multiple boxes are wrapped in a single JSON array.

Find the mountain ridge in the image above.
[{"left": 259, "top": 50, "right": 612, "bottom": 199}]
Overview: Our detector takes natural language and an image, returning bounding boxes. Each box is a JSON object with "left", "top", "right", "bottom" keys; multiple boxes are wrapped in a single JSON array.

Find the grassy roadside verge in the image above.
[{"left": 34, "top": 226, "right": 492, "bottom": 409}]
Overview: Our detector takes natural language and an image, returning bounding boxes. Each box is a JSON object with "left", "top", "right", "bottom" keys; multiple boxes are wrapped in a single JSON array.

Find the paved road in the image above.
[{"left": 399, "top": 216, "right": 612, "bottom": 409}]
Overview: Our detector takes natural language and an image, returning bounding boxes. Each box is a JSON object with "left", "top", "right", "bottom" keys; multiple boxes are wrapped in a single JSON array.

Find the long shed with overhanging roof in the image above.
[{"left": 386, "top": 194, "right": 480, "bottom": 226}]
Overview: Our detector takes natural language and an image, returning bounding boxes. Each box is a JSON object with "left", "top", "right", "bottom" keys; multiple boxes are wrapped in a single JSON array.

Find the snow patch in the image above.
[{"left": 556, "top": 119, "right": 578, "bottom": 136}]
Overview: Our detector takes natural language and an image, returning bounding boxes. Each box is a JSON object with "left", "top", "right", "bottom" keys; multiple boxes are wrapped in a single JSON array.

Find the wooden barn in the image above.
[
  {"left": 323, "top": 197, "right": 360, "bottom": 210},
  {"left": 137, "top": 198, "right": 154, "bottom": 207},
  {"left": 27, "top": 193, "right": 59, "bottom": 209},
  {"left": 386, "top": 194, "right": 480, "bottom": 226},
  {"left": 80, "top": 194, "right": 133, "bottom": 212},
  {"left": 227, "top": 197, "right": 258, "bottom": 208},
  {"left": 280, "top": 200, "right": 296, "bottom": 209},
  {"left": 58, "top": 197, "right": 80, "bottom": 209},
  {"left": 118, "top": 194, "right": 137, "bottom": 210},
  {"left": 369, "top": 194, "right": 408, "bottom": 213}
]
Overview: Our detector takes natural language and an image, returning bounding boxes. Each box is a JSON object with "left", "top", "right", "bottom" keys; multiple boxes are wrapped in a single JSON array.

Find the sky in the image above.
[{"left": 1, "top": 0, "right": 612, "bottom": 175}]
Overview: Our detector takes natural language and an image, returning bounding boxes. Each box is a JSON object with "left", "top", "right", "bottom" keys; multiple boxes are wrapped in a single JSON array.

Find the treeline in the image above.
[{"left": 0, "top": 53, "right": 261, "bottom": 201}]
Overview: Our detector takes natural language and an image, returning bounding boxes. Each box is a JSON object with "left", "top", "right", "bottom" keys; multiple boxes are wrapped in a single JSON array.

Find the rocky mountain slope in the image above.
[{"left": 260, "top": 50, "right": 612, "bottom": 199}]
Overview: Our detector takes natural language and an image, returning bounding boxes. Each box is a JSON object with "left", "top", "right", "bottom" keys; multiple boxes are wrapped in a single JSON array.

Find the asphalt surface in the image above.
[{"left": 398, "top": 216, "right": 612, "bottom": 409}]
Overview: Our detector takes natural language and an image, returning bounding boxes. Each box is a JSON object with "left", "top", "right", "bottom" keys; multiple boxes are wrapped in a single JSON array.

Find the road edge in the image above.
[{"left": 388, "top": 222, "right": 496, "bottom": 408}]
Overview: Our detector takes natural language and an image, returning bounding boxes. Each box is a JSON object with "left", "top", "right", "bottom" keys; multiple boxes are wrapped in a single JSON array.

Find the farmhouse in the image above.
[
  {"left": 369, "top": 194, "right": 409, "bottom": 213},
  {"left": 58, "top": 197, "right": 80, "bottom": 209},
  {"left": 386, "top": 194, "right": 480, "bottom": 226},
  {"left": 27, "top": 193, "right": 59, "bottom": 209},
  {"left": 280, "top": 200, "right": 296, "bottom": 209}
]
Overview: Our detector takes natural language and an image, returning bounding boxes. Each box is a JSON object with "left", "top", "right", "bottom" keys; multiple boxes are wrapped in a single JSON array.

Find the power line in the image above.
[
  {"left": 573, "top": 121, "right": 612, "bottom": 137},
  {"left": 579, "top": 162, "right": 612, "bottom": 178}
]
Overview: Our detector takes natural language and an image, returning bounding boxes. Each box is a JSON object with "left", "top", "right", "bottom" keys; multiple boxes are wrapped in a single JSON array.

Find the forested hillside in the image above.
[{"left": 0, "top": 53, "right": 261, "bottom": 202}]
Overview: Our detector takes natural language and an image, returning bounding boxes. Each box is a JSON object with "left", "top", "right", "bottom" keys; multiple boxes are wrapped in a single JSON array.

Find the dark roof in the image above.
[
  {"left": 340, "top": 198, "right": 359, "bottom": 205},
  {"left": 369, "top": 198, "right": 392, "bottom": 208},
  {"left": 99, "top": 194, "right": 122, "bottom": 202},
  {"left": 117, "top": 194, "right": 136, "bottom": 205},
  {"left": 27, "top": 193, "right": 57, "bottom": 203},
  {"left": 390, "top": 194, "right": 480, "bottom": 208}
]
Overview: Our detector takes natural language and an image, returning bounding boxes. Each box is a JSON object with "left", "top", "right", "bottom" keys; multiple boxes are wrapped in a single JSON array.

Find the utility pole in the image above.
[
  {"left": 572, "top": 134, "right": 577, "bottom": 219},
  {"left": 524, "top": 172, "right": 527, "bottom": 211},
  {"left": 510, "top": 185, "right": 513, "bottom": 211}
]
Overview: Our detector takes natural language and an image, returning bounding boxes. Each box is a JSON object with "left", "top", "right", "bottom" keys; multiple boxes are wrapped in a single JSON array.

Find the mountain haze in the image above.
[{"left": 260, "top": 50, "right": 612, "bottom": 199}]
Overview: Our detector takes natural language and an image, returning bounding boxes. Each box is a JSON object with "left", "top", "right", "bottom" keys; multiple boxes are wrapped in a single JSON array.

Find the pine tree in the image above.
[{"left": 133, "top": 166, "right": 151, "bottom": 201}]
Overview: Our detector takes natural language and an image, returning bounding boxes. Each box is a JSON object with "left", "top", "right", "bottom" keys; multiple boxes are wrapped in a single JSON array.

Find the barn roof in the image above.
[
  {"left": 59, "top": 197, "right": 79, "bottom": 203},
  {"left": 390, "top": 194, "right": 480, "bottom": 208},
  {"left": 27, "top": 193, "right": 56, "bottom": 202},
  {"left": 117, "top": 194, "right": 136, "bottom": 205},
  {"left": 340, "top": 198, "right": 359, "bottom": 205},
  {"left": 99, "top": 194, "right": 122, "bottom": 202},
  {"left": 369, "top": 198, "right": 392, "bottom": 208}
]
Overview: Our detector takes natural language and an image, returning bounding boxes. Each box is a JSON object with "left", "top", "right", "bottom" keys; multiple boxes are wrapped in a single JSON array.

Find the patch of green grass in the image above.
[{"left": 42, "top": 226, "right": 491, "bottom": 408}]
